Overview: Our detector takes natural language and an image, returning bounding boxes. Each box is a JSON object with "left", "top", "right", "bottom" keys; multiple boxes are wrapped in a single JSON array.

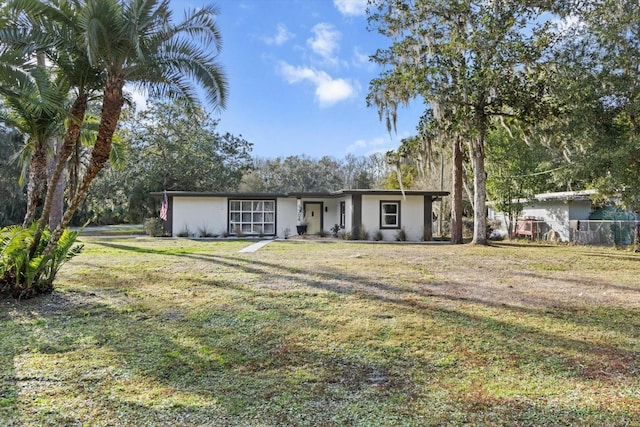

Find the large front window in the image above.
[
  {"left": 229, "top": 200, "right": 275, "bottom": 235},
  {"left": 380, "top": 201, "right": 400, "bottom": 229}
]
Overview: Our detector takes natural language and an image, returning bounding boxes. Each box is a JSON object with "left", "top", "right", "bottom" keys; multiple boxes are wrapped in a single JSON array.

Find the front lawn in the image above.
[{"left": 1, "top": 238, "right": 639, "bottom": 426}]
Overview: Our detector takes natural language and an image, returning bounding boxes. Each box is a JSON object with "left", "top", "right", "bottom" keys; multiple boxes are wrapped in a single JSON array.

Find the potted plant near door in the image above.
[
  {"left": 296, "top": 218, "right": 308, "bottom": 235},
  {"left": 296, "top": 202, "right": 308, "bottom": 235}
]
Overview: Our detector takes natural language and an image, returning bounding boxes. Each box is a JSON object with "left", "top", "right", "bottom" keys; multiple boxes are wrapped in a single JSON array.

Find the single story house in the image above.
[
  {"left": 490, "top": 189, "right": 637, "bottom": 244},
  {"left": 155, "top": 189, "right": 449, "bottom": 242}
]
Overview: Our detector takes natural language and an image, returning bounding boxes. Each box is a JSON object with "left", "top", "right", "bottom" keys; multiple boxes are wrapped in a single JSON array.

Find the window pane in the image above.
[
  {"left": 242, "top": 224, "right": 252, "bottom": 233},
  {"left": 242, "top": 201, "right": 252, "bottom": 210},
  {"left": 230, "top": 213, "right": 240, "bottom": 222},
  {"left": 383, "top": 203, "right": 397, "bottom": 214},
  {"left": 264, "top": 224, "right": 274, "bottom": 234},
  {"left": 264, "top": 201, "right": 274, "bottom": 211},
  {"left": 384, "top": 215, "right": 397, "bottom": 226},
  {"left": 230, "top": 201, "right": 240, "bottom": 211},
  {"left": 264, "top": 212, "right": 274, "bottom": 222},
  {"left": 253, "top": 201, "right": 263, "bottom": 210},
  {"left": 253, "top": 213, "right": 263, "bottom": 222},
  {"left": 242, "top": 213, "right": 251, "bottom": 222}
]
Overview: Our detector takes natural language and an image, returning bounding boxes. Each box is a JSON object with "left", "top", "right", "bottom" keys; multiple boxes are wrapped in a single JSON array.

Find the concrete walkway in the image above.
[{"left": 238, "top": 239, "right": 274, "bottom": 253}]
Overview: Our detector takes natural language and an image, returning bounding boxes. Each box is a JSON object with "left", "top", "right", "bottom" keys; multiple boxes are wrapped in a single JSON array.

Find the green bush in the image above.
[
  {"left": 0, "top": 224, "right": 83, "bottom": 299},
  {"left": 144, "top": 217, "right": 165, "bottom": 237},
  {"left": 350, "top": 225, "right": 369, "bottom": 240}
]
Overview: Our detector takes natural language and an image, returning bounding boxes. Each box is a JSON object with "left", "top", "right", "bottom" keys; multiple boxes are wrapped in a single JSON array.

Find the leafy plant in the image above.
[
  {"left": 198, "top": 226, "right": 217, "bottom": 238},
  {"left": 395, "top": 228, "right": 407, "bottom": 242},
  {"left": 144, "top": 217, "right": 165, "bottom": 237},
  {"left": 331, "top": 224, "right": 341, "bottom": 237},
  {"left": 0, "top": 224, "right": 83, "bottom": 299},
  {"left": 373, "top": 230, "right": 383, "bottom": 241},
  {"left": 350, "top": 225, "right": 369, "bottom": 240},
  {"left": 177, "top": 227, "right": 190, "bottom": 238}
]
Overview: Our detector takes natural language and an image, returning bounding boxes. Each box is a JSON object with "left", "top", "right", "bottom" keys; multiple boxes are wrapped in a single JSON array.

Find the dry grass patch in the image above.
[{"left": 1, "top": 238, "right": 639, "bottom": 425}]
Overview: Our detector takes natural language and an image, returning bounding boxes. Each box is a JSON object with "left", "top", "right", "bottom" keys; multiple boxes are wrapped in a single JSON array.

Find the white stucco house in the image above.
[
  {"left": 155, "top": 189, "right": 449, "bottom": 242},
  {"left": 489, "top": 190, "right": 597, "bottom": 242}
]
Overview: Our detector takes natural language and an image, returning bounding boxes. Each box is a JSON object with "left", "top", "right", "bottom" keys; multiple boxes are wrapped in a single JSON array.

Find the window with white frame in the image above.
[
  {"left": 339, "top": 201, "right": 346, "bottom": 228},
  {"left": 229, "top": 200, "right": 275, "bottom": 235},
  {"left": 380, "top": 201, "right": 400, "bottom": 229}
]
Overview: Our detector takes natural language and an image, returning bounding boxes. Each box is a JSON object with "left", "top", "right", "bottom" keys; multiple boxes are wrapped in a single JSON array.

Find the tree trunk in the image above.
[
  {"left": 471, "top": 135, "right": 487, "bottom": 245},
  {"left": 450, "top": 136, "right": 464, "bottom": 244},
  {"left": 47, "top": 137, "right": 65, "bottom": 229},
  {"left": 44, "top": 73, "right": 124, "bottom": 256},
  {"left": 22, "top": 143, "right": 47, "bottom": 227},
  {"left": 29, "top": 94, "right": 88, "bottom": 257}
]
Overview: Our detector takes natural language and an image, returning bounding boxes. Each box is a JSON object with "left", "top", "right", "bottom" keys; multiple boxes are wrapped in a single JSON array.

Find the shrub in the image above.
[
  {"left": 395, "top": 228, "right": 407, "bottom": 241},
  {"left": 198, "top": 226, "right": 217, "bottom": 238},
  {"left": 373, "top": 230, "right": 383, "bottom": 241},
  {"left": 350, "top": 225, "right": 368, "bottom": 240},
  {"left": 144, "top": 217, "right": 165, "bottom": 237},
  {"left": 177, "top": 226, "right": 190, "bottom": 237},
  {"left": 0, "top": 224, "right": 83, "bottom": 299}
]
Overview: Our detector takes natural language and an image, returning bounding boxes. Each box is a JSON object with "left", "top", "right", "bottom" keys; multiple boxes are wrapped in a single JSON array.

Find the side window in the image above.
[
  {"left": 380, "top": 201, "right": 400, "bottom": 229},
  {"left": 340, "top": 201, "right": 346, "bottom": 228}
]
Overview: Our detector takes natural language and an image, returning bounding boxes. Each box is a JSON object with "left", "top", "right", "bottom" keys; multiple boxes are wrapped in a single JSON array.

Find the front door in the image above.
[{"left": 304, "top": 202, "right": 323, "bottom": 234}]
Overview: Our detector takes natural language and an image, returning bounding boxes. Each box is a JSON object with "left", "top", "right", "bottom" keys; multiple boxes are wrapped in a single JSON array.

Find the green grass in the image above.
[{"left": 1, "top": 238, "right": 639, "bottom": 426}]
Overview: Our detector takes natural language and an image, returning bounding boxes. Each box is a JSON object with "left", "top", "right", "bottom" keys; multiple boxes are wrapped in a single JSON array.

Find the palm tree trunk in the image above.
[
  {"left": 47, "top": 137, "right": 65, "bottom": 229},
  {"left": 29, "top": 94, "right": 88, "bottom": 257},
  {"left": 22, "top": 143, "right": 48, "bottom": 227},
  {"left": 44, "top": 73, "right": 124, "bottom": 256}
]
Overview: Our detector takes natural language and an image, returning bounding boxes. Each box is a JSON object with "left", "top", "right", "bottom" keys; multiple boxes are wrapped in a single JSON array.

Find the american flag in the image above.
[{"left": 160, "top": 192, "right": 168, "bottom": 221}]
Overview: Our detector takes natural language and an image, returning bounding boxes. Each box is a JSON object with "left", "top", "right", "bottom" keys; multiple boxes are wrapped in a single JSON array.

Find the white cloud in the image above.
[
  {"left": 552, "top": 14, "right": 585, "bottom": 36},
  {"left": 346, "top": 139, "right": 367, "bottom": 152},
  {"left": 307, "top": 23, "right": 341, "bottom": 65},
  {"left": 346, "top": 131, "right": 413, "bottom": 154},
  {"left": 333, "top": 0, "right": 368, "bottom": 16},
  {"left": 352, "top": 46, "right": 371, "bottom": 68},
  {"left": 346, "top": 135, "right": 388, "bottom": 153},
  {"left": 125, "top": 84, "right": 148, "bottom": 112},
  {"left": 264, "top": 23, "right": 294, "bottom": 46},
  {"left": 278, "top": 62, "right": 356, "bottom": 107}
]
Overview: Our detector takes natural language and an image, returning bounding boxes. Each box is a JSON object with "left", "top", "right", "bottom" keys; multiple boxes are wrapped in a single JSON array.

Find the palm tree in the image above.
[
  {"left": 1, "top": 0, "right": 227, "bottom": 294},
  {"left": 44, "top": 0, "right": 228, "bottom": 252},
  {"left": 0, "top": 65, "right": 67, "bottom": 226},
  {"left": 5, "top": 0, "right": 227, "bottom": 255}
]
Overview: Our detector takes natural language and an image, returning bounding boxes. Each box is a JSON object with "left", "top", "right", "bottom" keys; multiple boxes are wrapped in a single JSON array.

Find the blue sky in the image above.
[{"left": 168, "top": 0, "right": 424, "bottom": 159}]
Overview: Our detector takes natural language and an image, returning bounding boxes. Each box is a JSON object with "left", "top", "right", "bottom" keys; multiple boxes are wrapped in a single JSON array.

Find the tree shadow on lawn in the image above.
[
  {"left": 2, "top": 281, "right": 436, "bottom": 425},
  {"left": 93, "top": 240, "right": 640, "bottom": 342},
  {"left": 0, "top": 303, "right": 25, "bottom": 426},
  {"left": 96, "top": 241, "right": 640, "bottom": 376},
  {"left": 79, "top": 242, "right": 640, "bottom": 418}
]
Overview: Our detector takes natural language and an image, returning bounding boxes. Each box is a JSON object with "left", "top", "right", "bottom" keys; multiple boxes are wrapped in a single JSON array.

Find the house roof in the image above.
[
  {"left": 531, "top": 189, "right": 598, "bottom": 202},
  {"left": 152, "top": 189, "right": 450, "bottom": 200}
]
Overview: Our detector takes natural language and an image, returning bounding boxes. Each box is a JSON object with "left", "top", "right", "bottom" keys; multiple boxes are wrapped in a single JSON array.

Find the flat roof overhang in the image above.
[{"left": 152, "top": 189, "right": 450, "bottom": 200}]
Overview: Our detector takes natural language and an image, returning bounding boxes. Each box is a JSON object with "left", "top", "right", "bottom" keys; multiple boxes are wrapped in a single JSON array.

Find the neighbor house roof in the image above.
[{"left": 532, "top": 189, "right": 598, "bottom": 201}]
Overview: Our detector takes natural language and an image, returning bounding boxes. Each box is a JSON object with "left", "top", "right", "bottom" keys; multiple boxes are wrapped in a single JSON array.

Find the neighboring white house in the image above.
[
  {"left": 489, "top": 190, "right": 597, "bottom": 242},
  {"left": 155, "top": 189, "right": 449, "bottom": 242}
]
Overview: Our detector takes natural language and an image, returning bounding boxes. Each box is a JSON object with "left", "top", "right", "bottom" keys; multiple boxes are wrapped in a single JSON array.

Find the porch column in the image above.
[
  {"left": 352, "top": 194, "right": 362, "bottom": 234},
  {"left": 423, "top": 195, "right": 433, "bottom": 241}
]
